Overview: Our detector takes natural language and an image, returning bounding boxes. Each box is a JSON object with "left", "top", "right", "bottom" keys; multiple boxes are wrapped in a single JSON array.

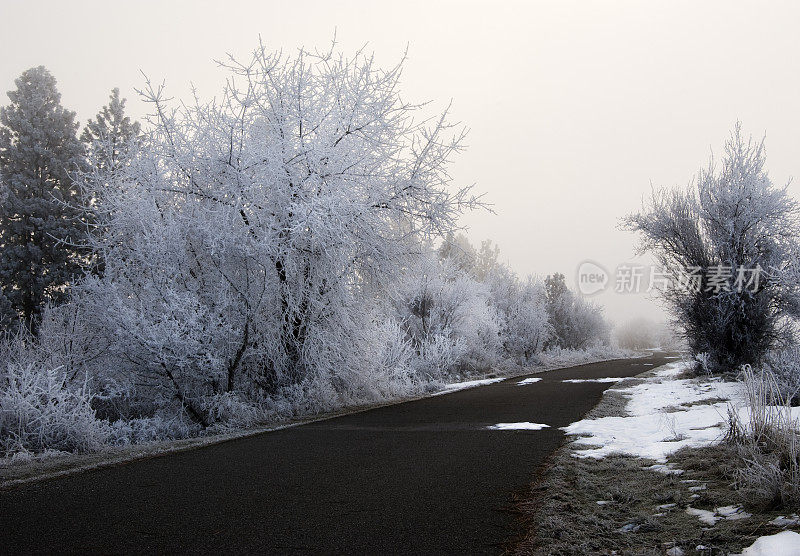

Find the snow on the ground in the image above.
[
  {"left": 716, "top": 505, "right": 752, "bottom": 520},
  {"left": 686, "top": 506, "right": 720, "bottom": 526},
  {"left": 487, "top": 422, "right": 550, "bottom": 430},
  {"left": 562, "top": 377, "right": 624, "bottom": 383},
  {"left": 734, "top": 531, "right": 800, "bottom": 555},
  {"left": 433, "top": 377, "right": 504, "bottom": 396},
  {"left": 769, "top": 515, "right": 800, "bottom": 527},
  {"left": 685, "top": 505, "right": 752, "bottom": 526},
  {"left": 644, "top": 463, "right": 684, "bottom": 474},
  {"left": 563, "top": 361, "right": 742, "bottom": 461},
  {"left": 517, "top": 377, "right": 542, "bottom": 385}
]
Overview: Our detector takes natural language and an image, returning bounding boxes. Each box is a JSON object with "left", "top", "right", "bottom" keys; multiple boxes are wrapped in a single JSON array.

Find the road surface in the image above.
[{"left": 1, "top": 352, "right": 673, "bottom": 554}]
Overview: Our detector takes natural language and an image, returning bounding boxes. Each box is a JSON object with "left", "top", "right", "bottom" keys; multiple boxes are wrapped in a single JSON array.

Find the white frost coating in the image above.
[
  {"left": 644, "top": 463, "right": 684, "bottom": 475},
  {"left": 433, "top": 377, "right": 504, "bottom": 396},
  {"left": 715, "top": 505, "right": 751, "bottom": 520},
  {"left": 563, "top": 362, "right": 743, "bottom": 461},
  {"left": 517, "top": 377, "right": 543, "bottom": 385},
  {"left": 487, "top": 422, "right": 550, "bottom": 430},
  {"left": 562, "top": 377, "right": 624, "bottom": 383},
  {"left": 686, "top": 504, "right": 751, "bottom": 527},
  {"left": 736, "top": 531, "right": 800, "bottom": 555},
  {"left": 686, "top": 507, "right": 720, "bottom": 526},
  {"left": 768, "top": 515, "right": 800, "bottom": 527}
]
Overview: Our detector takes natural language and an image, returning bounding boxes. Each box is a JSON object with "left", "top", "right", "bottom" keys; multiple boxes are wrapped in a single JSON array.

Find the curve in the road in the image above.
[{"left": 0, "top": 352, "right": 674, "bottom": 555}]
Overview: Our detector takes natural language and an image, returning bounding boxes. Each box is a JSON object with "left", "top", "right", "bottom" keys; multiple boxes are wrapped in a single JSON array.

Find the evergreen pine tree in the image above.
[
  {"left": 81, "top": 87, "right": 140, "bottom": 176},
  {"left": 0, "top": 66, "right": 87, "bottom": 326},
  {"left": 80, "top": 88, "right": 140, "bottom": 275}
]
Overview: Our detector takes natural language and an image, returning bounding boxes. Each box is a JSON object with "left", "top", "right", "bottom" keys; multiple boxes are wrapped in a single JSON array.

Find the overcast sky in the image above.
[{"left": 2, "top": 0, "right": 799, "bottom": 325}]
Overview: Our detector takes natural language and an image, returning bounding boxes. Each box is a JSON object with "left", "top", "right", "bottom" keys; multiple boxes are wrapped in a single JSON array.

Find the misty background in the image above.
[{"left": 2, "top": 0, "right": 799, "bottom": 325}]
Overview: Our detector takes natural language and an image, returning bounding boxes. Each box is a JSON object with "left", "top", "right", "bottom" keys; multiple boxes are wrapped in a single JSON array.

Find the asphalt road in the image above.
[{"left": 0, "top": 352, "right": 674, "bottom": 555}]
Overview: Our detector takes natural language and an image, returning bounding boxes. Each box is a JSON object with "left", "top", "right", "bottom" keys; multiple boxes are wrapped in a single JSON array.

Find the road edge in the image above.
[{"left": 0, "top": 352, "right": 648, "bottom": 490}]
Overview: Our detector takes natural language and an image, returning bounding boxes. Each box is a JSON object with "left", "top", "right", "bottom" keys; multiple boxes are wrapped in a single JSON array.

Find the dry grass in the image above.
[
  {"left": 511, "top": 365, "right": 800, "bottom": 555},
  {"left": 510, "top": 446, "right": 770, "bottom": 555},
  {"left": 725, "top": 365, "right": 800, "bottom": 510},
  {"left": 584, "top": 390, "right": 631, "bottom": 419}
]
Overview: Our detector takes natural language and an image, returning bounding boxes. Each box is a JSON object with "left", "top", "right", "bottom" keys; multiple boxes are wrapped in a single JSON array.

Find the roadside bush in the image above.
[
  {"left": 763, "top": 347, "right": 800, "bottom": 405},
  {"left": 624, "top": 124, "right": 800, "bottom": 373},
  {"left": 545, "top": 273, "right": 610, "bottom": 350},
  {"left": 392, "top": 255, "right": 500, "bottom": 376},
  {"left": 485, "top": 266, "right": 551, "bottom": 364},
  {"left": 726, "top": 365, "right": 800, "bottom": 509},
  {"left": 0, "top": 361, "right": 110, "bottom": 456}
]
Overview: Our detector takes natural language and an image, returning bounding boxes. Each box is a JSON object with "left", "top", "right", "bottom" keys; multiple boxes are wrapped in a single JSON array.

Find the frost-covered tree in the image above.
[
  {"left": 80, "top": 41, "right": 479, "bottom": 426},
  {"left": 474, "top": 239, "right": 501, "bottom": 281},
  {"left": 0, "top": 66, "right": 87, "bottom": 327},
  {"left": 485, "top": 264, "right": 551, "bottom": 362},
  {"left": 437, "top": 233, "right": 477, "bottom": 274},
  {"left": 624, "top": 124, "right": 800, "bottom": 372},
  {"left": 393, "top": 252, "right": 500, "bottom": 374},
  {"left": 437, "top": 234, "right": 501, "bottom": 281},
  {"left": 437, "top": 235, "right": 551, "bottom": 364},
  {"left": 81, "top": 88, "right": 141, "bottom": 274},
  {"left": 82, "top": 88, "right": 140, "bottom": 177},
  {"left": 545, "top": 272, "right": 609, "bottom": 349}
]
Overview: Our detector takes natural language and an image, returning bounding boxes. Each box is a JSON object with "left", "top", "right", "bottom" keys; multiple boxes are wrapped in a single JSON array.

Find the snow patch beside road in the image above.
[
  {"left": 562, "top": 377, "right": 624, "bottom": 384},
  {"left": 562, "top": 361, "right": 742, "bottom": 461},
  {"left": 487, "top": 422, "right": 550, "bottom": 431},
  {"left": 433, "top": 377, "right": 504, "bottom": 396}
]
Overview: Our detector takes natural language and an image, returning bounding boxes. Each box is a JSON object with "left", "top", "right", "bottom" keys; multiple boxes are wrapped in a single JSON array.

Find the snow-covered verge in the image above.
[
  {"left": 551, "top": 359, "right": 800, "bottom": 554},
  {"left": 512, "top": 359, "right": 800, "bottom": 554},
  {"left": 564, "top": 361, "right": 742, "bottom": 461}
]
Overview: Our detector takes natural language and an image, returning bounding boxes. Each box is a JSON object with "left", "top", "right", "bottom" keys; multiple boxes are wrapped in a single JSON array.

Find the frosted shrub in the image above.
[
  {"left": 393, "top": 256, "right": 499, "bottom": 375},
  {"left": 36, "top": 298, "right": 114, "bottom": 387},
  {"left": 73, "top": 40, "right": 479, "bottom": 429},
  {"left": 413, "top": 334, "right": 468, "bottom": 380},
  {"left": 727, "top": 365, "right": 800, "bottom": 509},
  {"left": 487, "top": 268, "right": 551, "bottom": 363},
  {"left": 0, "top": 362, "right": 110, "bottom": 456},
  {"left": 763, "top": 347, "right": 800, "bottom": 405},
  {"left": 695, "top": 352, "right": 712, "bottom": 375},
  {"left": 356, "top": 320, "right": 421, "bottom": 399},
  {"left": 625, "top": 124, "right": 800, "bottom": 372},
  {"left": 544, "top": 273, "right": 609, "bottom": 350},
  {"left": 108, "top": 415, "right": 200, "bottom": 446}
]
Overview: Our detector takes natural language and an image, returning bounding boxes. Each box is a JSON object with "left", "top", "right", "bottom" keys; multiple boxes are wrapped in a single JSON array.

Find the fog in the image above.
[{"left": 2, "top": 0, "right": 799, "bottom": 324}]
